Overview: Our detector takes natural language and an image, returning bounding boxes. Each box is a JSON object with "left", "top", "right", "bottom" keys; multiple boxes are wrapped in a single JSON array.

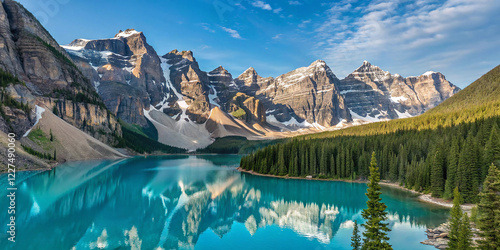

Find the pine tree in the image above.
[
  {"left": 444, "top": 138, "right": 460, "bottom": 199},
  {"left": 470, "top": 205, "right": 479, "bottom": 225},
  {"left": 389, "top": 153, "right": 398, "bottom": 182},
  {"left": 305, "top": 148, "right": 310, "bottom": 176},
  {"left": 457, "top": 213, "right": 473, "bottom": 250},
  {"left": 310, "top": 144, "right": 317, "bottom": 176},
  {"left": 346, "top": 149, "right": 352, "bottom": 178},
  {"left": 336, "top": 151, "right": 341, "bottom": 177},
  {"left": 320, "top": 146, "right": 327, "bottom": 175},
  {"left": 330, "top": 154, "right": 335, "bottom": 177},
  {"left": 477, "top": 163, "right": 500, "bottom": 249},
  {"left": 457, "top": 134, "right": 479, "bottom": 203},
  {"left": 448, "top": 187, "right": 463, "bottom": 249},
  {"left": 362, "top": 152, "right": 392, "bottom": 250},
  {"left": 277, "top": 146, "right": 286, "bottom": 176},
  {"left": 52, "top": 104, "right": 59, "bottom": 116},
  {"left": 398, "top": 144, "right": 407, "bottom": 184},
  {"left": 431, "top": 149, "right": 445, "bottom": 197},
  {"left": 483, "top": 125, "right": 500, "bottom": 178},
  {"left": 351, "top": 221, "right": 361, "bottom": 250},
  {"left": 53, "top": 149, "right": 56, "bottom": 161}
]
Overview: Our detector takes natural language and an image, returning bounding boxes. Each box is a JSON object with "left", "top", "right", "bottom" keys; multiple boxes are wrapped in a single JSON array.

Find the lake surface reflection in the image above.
[{"left": 0, "top": 155, "right": 448, "bottom": 249}]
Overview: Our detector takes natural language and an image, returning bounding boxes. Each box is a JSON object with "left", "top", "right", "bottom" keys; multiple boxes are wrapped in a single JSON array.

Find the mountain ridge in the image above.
[{"left": 60, "top": 28, "right": 460, "bottom": 149}]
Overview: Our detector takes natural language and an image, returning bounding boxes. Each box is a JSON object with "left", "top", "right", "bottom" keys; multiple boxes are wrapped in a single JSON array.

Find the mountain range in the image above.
[
  {"left": 61, "top": 28, "right": 459, "bottom": 150},
  {"left": 0, "top": 0, "right": 459, "bottom": 166}
]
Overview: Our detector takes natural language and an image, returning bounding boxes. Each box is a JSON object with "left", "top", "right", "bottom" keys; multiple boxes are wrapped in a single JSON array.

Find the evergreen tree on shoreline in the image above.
[
  {"left": 458, "top": 213, "right": 473, "bottom": 250},
  {"left": 431, "top": 149, "right": 445, "bottom": 197},
  {"left": 448, "top": 187, "right": 467, "bottom": 249},
  {"left": 362, "top": 152, "right": 392, "bottom": 250},
  {"left": 477, "top": 163, "right": 500, "bottom": 249}
]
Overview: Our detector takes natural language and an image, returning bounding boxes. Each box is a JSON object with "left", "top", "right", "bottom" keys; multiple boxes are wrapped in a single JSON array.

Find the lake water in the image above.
[{"left": 0, "top": 155, "right": 449, "bottom": 250}]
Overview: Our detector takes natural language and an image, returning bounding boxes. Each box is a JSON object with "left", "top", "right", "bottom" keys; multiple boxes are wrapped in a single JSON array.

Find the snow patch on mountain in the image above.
[
  {"left": 208, "top": 86, "right": 220, "bottom": 107},
  {"left": 115, "top": 29, "right": 141, "bottom": 38},
  {"left": 349, "top": 109, "right": 382, "bottom": 123},
  {"left": 160, "top": 58, "right": 189, "bottom": 111},
  {"left": 267, "top": 115, "right": 325, "bottom": 130},
  {"left": 390, "top": 96, "right": 408, "bottom": 103},
  {"left": 395, "top": 109, "right": 413, "bottom": 119},
  {"left": 23, "top": 105, "right": 46, "bottom": 137}
]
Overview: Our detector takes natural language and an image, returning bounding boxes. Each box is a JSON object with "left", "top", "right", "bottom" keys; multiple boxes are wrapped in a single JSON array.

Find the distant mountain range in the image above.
[
  {"left": 61, "top": 28, "right": 459, "bottom": 150},
  {"left": 0, "top": 0, "right": 459, "bottom": 159}
]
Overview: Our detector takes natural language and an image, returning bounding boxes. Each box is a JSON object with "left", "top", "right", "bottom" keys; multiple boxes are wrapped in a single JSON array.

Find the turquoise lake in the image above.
[{"left": 0, "top": 155, "right": 449, "bottom": 249}]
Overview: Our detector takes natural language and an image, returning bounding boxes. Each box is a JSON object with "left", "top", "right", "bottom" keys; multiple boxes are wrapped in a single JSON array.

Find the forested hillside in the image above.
[{"left": 241, "top": 65, "right": 500, "bottom": 203}]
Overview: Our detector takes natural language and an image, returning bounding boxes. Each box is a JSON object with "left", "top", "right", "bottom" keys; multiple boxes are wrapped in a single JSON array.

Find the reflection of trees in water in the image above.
[{"left": 2, "top": 157, "right": 448, "bottom": 250}]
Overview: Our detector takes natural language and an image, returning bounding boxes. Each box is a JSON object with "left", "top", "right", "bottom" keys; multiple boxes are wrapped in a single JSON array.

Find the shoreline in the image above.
[
  {"left": 237, "top": 167, "right": 473, "bottom": 211},
  {"left": 0, "top": 153, "right": 242, "bottom": 174},
  {"left": 4, "top": 158, "right": 473, "bottom": 212}
]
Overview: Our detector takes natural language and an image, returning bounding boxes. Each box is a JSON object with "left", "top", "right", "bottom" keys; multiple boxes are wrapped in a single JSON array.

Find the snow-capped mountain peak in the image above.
[{"left": 114, "top": 29, "right": 141, "bottom": 38}]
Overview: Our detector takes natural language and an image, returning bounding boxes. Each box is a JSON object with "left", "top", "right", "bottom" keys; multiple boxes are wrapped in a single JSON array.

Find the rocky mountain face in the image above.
[
  {"left": 339, "top": 61, "right": 460, "bottom": 121},
  {"left": 0, "top": 0, "right": 120, "bottom": 146},
  {"left": 241, "top": 60, "right": 351, "bottom": 128},
  {"left": 61, "top": 28, "right": 459, "bottom": 150},
  {"left": 63, "top": 29, "right": 167, "bottom": 127},
  {"left": 208, "top": 65, "right": 238, "bottom": 106},
  {"left": 161, "top": 49, "right": 211, "bottom": 123},
  {"left": 0, "top": 0, "right": 125, "bottom": 169},
  {"left": 227, "top": 92, "right": 266, "bottom": 124}
]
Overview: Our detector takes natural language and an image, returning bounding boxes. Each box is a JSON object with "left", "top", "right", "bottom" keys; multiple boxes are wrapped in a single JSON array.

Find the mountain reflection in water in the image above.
[{"left": 0, "top": 155, "right": 448, "bottom": 250}]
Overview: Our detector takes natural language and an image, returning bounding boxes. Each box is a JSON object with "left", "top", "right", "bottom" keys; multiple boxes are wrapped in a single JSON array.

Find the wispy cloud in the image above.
[
  {"left": 298, "top": 19, "right": 311, "bottom": 28},
  {"left": 272, "top": 34, "right": 283, "bottom": 39},
  {"left": 251, "top": 1, "right": 272, "bottom": 10},
  {"left": 201, "top": 23, "right": 215, "bottom": 33},
  {"left": 312, "top": 0, "right": 500, "bottom": 87},
  {"left": 221, "top": 27, "right": 244, "bottom": 39},
  {"left": 288, "top": 1, "right": 302, "bottom": 5},
  {"left": 273, "top": 7, "right": 283, "bottom": 14}
]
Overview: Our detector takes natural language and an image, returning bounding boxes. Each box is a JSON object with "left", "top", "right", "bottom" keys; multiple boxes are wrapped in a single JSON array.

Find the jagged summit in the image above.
[
  {"left": 212, "top": 65, "right": 227, "bottom": 72},
  {"left": 209, "top": 65, "right": 231, "bottom": 76},
  {"left": 353, "top": 60, "right": 386, "bottom": 74},
  {"left": 114, "top": 29, "right": 141, "bottom": 38},
  {"left": 310, "top": 59, "right": 327, "bottom": 66},
  {"left": 423, "top": 71, "right": 438, "bottom": 76},
  {"left": 165, "top": 49, "right": 195, "bottom": 62},
  {"left": 239, "top": 67, "right": 259, "bottom": 78}
]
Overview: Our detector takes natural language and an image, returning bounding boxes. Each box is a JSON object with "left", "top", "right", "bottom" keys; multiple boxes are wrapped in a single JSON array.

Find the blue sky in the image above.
[{"left": 18, "top": 0, "right": 500, "bottom": 88}]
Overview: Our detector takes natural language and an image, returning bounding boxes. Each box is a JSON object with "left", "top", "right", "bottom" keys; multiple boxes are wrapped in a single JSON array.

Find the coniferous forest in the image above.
[{"left": 241, "top": 65, "right": 500, "bottom": 204}]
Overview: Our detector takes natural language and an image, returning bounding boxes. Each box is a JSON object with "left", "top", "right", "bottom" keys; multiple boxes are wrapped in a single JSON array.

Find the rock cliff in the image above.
[
  {"left": 339, "top": 61, "right": 460, "bottom": 121},
  {"left": 0, "top": 0, "right": 123, "bottom": 168},
  {"left": 63, "top": 29, "right": 166, "bottom": 126},
  {"left": 60, "top": 27, "right": 460, "bottom": 149}
]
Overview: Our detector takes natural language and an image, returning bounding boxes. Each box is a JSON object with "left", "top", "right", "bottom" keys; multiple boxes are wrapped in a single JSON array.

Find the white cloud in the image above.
[
  {"left": 272, "top": 34, "right": 283, "bottom": 39},
  {"left": 298, "top": 19, "right": 311, "bottom": 28},
  {"left": 221, "top": 27, "right": 244, "bottom": 39},
  {"left": 289, "top": 1, "right": 302, "bottom": 5},
  {"left": 313, "top": 0, "right": 500, "bottom": 87},
  {"left": 273, "top": 7, "right": 283, "bottom": 14},
  {"left": 251, "top": 1, "right": 272, "bottom": 10},
  {"left": 201, "top": 23, "right": 215, "bottom": 33},
  {"left": 199, "top": 45, "right": 211, "bottom": 50}
]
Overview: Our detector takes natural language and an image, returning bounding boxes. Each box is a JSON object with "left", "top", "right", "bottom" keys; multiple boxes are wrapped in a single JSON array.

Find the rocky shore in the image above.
[
  {"left": 421, "top": 221, "right": 481, "bottom": 249},
  {"left": 421, "top": 222, "right": 451, "bottom": 249}
]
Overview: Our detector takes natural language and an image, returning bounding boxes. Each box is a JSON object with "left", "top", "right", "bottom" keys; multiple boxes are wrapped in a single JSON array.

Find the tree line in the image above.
[{"left": 240, "top": 116, "right": 500, "bottom": 203}]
